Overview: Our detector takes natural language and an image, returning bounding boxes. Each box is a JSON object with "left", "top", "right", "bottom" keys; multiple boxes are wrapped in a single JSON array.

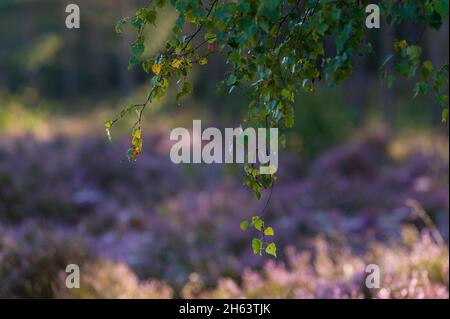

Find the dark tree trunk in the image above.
[
  {"left": 62, "top": 26, "right": 79, "bottom": 105},
  {"left": 427, "top": 21, "right": 449, "bottom": 127},
  {"left": 21, "top": 4, "right": 39, "bottom": 89},
  {"left": 345, "top": 56, "right": 366, "bottom": 125},
  {"left": 89, "top": 17, "right": 107, "bottom": 94},
  {"left": 117, "top": 0, "right": 135, "bottom": 93},
  {"left": 380, "top": 25, "right": 395, "bottom": 126}
]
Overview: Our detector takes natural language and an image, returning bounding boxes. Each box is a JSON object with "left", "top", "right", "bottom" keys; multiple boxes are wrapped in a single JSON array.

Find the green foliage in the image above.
[
  {"left": 243, "top": 164, "right": 276, "bottom": 199},
  {"left": 125, "top": 128, "right": 143, "bottom": 161},
  {"left": 252, "top": 238, "right": 263, "bottom": 255},
  {"left": 239, "top": 220, "right": 249, "bottom": 231},
  {"left": 107, "top": 0, "right": 449, "bottom": 173},
  {"left": 241, "top": 216, "right": 277, "bottom": 257},
  {"left": 381, "top": 38, "right": 449, "bottom": 123},
  {"left": 378, "top": 0, "right": 449, "bottom": 123},
  {"left": 265, "top": 242, "right": 277, "bottom": 257},
  {"left": 105, "top": 0, "right": 449, "bottom": 251},
  {"left": 264, "top": 227, "right": 274, "bottom": 236}
]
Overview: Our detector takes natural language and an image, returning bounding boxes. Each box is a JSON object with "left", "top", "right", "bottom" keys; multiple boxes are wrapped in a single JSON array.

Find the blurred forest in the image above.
[
  {"left": 0, "top": 0, "right": 449, "bottom": 298},
  {"left": 1, "top": 0, "right": 448, "bottom": 131}
]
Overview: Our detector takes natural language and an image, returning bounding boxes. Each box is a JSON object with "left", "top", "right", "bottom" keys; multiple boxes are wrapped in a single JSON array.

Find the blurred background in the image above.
[{"left": 0, "top": 0, "right": 448, "bottom": 298}]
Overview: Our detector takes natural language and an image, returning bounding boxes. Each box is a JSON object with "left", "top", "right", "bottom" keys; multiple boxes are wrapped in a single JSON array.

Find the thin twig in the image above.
[
  {"left": 261, "top": 184, "right": 274, "bottom": 215},
  {"left": 181, "top": 0, "right": 219, "bottom": 53}
]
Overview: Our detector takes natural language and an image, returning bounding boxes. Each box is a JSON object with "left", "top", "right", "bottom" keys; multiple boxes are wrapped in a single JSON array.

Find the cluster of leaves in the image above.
[
  {"left": 381, "top": 40, "right": 449, "bottom": 123},
  {"left": 106, "top": 0, "right": 448, "bottom": 188},
  {"left": 105, "top": 0, "right": 448, "bottom": 253},
  {"left": 380, "top": 0, "right": 449, "bottom": 28},
  {"left": 243, "top": 164, "right": 277, "bottom": 200},
  {"left": 379, "top": 0, "right": 449, "bottom": 123},
  {"left": 240, "top": 216, "right": 276, "bottom": 257}
]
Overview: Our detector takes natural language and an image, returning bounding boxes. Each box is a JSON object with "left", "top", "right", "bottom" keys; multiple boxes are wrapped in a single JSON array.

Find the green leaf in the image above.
[
  {"left": 387, "top": 75, "right": 395, "bottom": 88},
  {"left": 176, "top": 81, "right": 193, "bottom": 102},
  {"left": 229, "top": 51, "right": 240, "bottom": 64},
  {"left": 142, "top": 60, "right": 154, "bottom": 74},
  {"left": 331, "top": 8, "right": 341, "bottom": 20},
  {"left": 317, "top": 23, "right": 328, "bottom": 35},
  {"left": 264, "top": 227, "right": 274, "bottom": 236},
  {"left": 394, "top": 39, "right": 408, "bottom": 51},
  {"left": 259, "top": 20, "right": 269, "bottom": 32},
  {"left": 240, "top": 220, "right": 249, "bottom": 231},
  {"left": 115, "top": 18, "right": 128, "bottom": 34},
  {"left": 279, "top": 134, "right": 286, "bottom": 149},
  {"left": 129, "top": 56, "right": 140, "bottom": 68},
  {"left": 104, "top": 120, "right": 112, "bottom": 129},
  {"left": 442, "top": 107, "right": 449, "bottom": 124},
  {"left": 265, "top": 242, "right": 277, "bottom": 257},
  {"left": 119, "top": 103, "right": 134, "bottom": 118},
  {"left": 396, "top": 61, "right": 415, "bottom": 78},
  {"left": 127, "top": 147, "right": 134, "bottom": 161},
  {"left": 406, "top": 45, "right": 422, "bottom": 65},
  {"left": 435, "top": 0, "right": 449, "bottom": 17},
  {"left": 414, "top": 82, "right": 429, "bottom": 98},
  {"left": 252, "top": 216, "right": 264, "bottom": 231},
  {"left": 132, "top": 42, "right": 145, "bottom": 58},
  {"left": 421, "top": 60, "right": 433, "bottom": 80},
  {"left": 283, "top": 104, "right": 295, "bottom": 128},
  {"left": 131, "top": 17, "right": 144, "bottom": 29},
  {"left": 156, "top": 0, "right": 166, "bottom": 8},
  {"left": 226, "top": 74, "right": 237, "bottom": 86},
  {"left": 435, "top": 93, "right": 449, "bottom": 106},
  {"left": 252, "top": 238, "right": 263, "bottom": 255},
  {"left": 205, "top": 32, "right": 217, "bottom": 44},
  {"left": 137, "top": 9, "right": 157, "bottom": 26},
  {"left": 104, "top": 121, "right": 113, "bottom": 142}
]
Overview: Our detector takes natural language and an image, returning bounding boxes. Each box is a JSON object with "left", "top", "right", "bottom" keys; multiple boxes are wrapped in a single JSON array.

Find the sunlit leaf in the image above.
[
  {"left": 252, "top": 238, "right": 262, "bottom": 255},
  {"left": 265, "top": 242, "right": 277, "bottom": 257},
  {"left": 240, "top": 220, "right": 249, "bottom": 231},
  {"left": 264, "top": 227, "right": 274, "bottom": 236},
  {"left": 152, "top": 63, "right": 162, "bottom": 75}
]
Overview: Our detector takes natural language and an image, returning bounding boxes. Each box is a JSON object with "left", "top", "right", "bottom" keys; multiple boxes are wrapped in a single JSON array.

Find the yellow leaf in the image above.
[
  {"left": 199, "top": 57, "right": 208, "bottom": 65},
  {"left": 152, "top": 63, "right": 162, "bottom": 75},
  {"left": 133, "top": 129, "right": 141, "bottom": 139},
  {"left": 132, "top": 145, "right": 141, "bottom": 160},
  {"left": 394, "top": 39, "right": 408, "bottom": 51},
  {"left": 171, "top": 59, "right": 183, "bottom": 69}
]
